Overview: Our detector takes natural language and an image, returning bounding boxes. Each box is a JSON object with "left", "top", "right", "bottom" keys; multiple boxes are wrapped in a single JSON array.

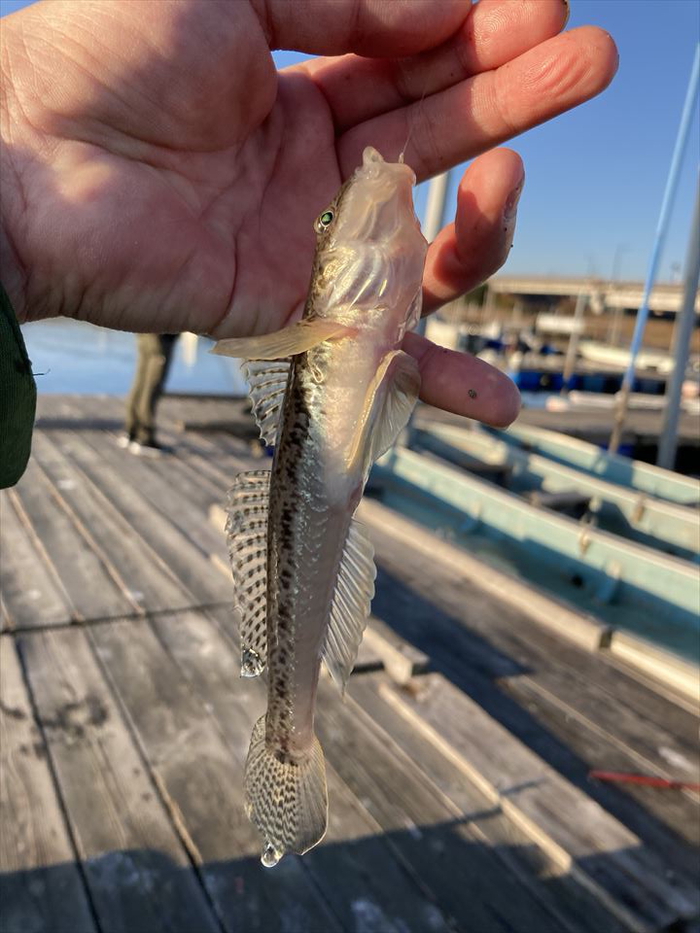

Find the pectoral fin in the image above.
[
  {"left": 347, "top": 350, "right": 420, "bottom": 475},
  {"left": 213, "top": 319, "right": 354, "bottom": 361}
]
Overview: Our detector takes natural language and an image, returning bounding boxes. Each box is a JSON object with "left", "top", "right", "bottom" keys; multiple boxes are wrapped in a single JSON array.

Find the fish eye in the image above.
[{"left": 315, "top": 209, "right": 335, "bottom": 233}]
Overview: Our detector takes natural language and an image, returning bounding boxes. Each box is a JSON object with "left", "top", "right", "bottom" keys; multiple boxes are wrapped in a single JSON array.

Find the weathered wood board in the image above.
[
  {"left": 348, "top": 673, "right": 631, "bottom": 933},
  {"left": 378, "top": 673, "right": 699, "bottom": 931},
  {"left": 0, "top": 492, "right": 72, "bottom": 630},
  {"left": 2, "top": 394, "right": 697, "bottom": 933},
  {"left": 10, "top": 458, "right": 136, "bottom": 625},
  {"left": 0, "top": 636, "right": 96, "bottom": 933},
  {"left": 16, "top": 627, "right": 219, "bottom": 933},
  {"left": 72, "top": 429, "right": 228, "bottom": 560},
  {"left": 49, "top": 430, "right": 231, "bottom": 606},
  {"left": 29, "top": 433, "right": 208, "bottom": 616},
  {"left": 89, "top": 617, "right": 342, "bottom": 933},
  {"left": 141, "top": 606, "right": 455, "bottom": 933}
]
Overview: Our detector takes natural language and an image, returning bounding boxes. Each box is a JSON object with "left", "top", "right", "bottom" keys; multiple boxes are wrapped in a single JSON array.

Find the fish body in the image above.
[{"left": 214, "top": 147, "right": 428, "bottom": 866}]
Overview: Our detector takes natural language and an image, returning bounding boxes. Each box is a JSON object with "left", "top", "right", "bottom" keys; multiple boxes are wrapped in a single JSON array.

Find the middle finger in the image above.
[{"left": 302, "top": 0, "right": 569, "bottom": 132}]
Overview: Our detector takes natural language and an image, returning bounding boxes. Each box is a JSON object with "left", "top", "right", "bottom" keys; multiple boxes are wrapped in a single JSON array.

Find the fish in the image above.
[{"left": 212, "top": 146, "right": 428, "bottom": 867}]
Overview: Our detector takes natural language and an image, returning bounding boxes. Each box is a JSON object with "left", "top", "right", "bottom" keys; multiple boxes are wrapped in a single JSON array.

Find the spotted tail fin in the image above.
[{"left": 244, "top": 715, "right": 328, "bottom": 867}]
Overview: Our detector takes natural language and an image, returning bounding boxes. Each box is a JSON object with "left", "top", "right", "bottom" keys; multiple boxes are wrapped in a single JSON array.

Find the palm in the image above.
[
  {"left": 74, "top": 72, "right": 343, "bottom": 336},
  {"left": 7, "top": 9, "right": 343, "bottom": 334}
]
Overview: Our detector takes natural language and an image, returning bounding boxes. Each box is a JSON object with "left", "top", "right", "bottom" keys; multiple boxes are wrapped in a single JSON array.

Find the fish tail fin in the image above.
[{"left": 244, "top": 715, "right": 328, "bottom": 867}]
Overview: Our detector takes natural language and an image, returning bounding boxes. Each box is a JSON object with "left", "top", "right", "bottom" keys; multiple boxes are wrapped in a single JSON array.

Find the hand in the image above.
[{"left": 0, "top": 0, "right": 617, "bottom": 426}]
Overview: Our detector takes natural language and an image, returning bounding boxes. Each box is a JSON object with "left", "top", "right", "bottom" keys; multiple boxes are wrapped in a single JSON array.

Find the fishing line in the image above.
[{"left": 398, "top": 73, "right": 430, "bottom": 167}]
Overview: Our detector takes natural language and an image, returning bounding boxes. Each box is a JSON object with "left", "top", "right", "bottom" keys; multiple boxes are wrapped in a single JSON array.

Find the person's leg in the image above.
[
  {"left": 133, "top": 334, "right": 177, "bottom": 445},
  {"left": 123, "top": 333, "right": 155, "bottom": 442}
]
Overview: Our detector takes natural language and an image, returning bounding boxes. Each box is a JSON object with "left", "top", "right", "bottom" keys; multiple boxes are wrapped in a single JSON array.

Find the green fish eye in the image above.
[{"left": 317, "top": 210, "right": 334, "bottom": 230}]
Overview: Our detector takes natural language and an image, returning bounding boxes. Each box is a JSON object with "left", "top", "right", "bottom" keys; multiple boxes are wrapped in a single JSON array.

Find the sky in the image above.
[{"left": 1, "top": 0, "right": 698, "bottom": 283}]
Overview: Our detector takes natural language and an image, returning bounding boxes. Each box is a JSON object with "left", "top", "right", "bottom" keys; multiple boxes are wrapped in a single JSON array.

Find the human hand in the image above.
[{"left": 0, "top": 0, "right": 617, "bottom": 425}]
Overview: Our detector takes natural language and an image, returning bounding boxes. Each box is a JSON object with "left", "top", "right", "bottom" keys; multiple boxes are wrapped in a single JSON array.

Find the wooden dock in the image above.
[{"left": 1, "top": 394, "right": 698, "bottom": 933}]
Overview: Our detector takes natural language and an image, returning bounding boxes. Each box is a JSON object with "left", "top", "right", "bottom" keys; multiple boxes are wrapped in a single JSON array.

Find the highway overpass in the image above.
[{"left": 489, "top": 276, "right": 700, "bottom": 314}]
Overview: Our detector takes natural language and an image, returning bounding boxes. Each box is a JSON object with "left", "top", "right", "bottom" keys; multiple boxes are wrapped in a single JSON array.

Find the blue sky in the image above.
[{"left": 2, "top": 0, "right": 698, "bottom": 282}]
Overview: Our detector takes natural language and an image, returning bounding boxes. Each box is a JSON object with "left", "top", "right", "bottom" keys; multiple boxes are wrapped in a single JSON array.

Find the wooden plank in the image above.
[
  {"left": 315, "top": 681, "right": 577, "bottom": 933},
  {"left": 348, "top": 673, "right": 631, "bottom": 933},
  {"left": 36, "top": 391, "right": 246, "bottom": 525},
  {"left": 362, "top": 495, "right": 699, "bottom": 761},
  {"left": 35, "top": 394, "right": 102, "bottom": 423},
  {"left": 90, "top": 617, "right": 341, "bottom": 933},
  {"left": 361, "top": 615, "right": 429, "bottom": 684},
  {"left": 147, "top": 605, "right": 454, "bottom": 933},
  {"left": 609, "top": 631, "right": 700, "bottom": 706},
  {"left": 501, "top": 675, "right": 700, "bottom": 847},
  {"left": 0, "top": 492, "right": 72, "bottom": 629},
  {"left": 11, "top": 460, "right": 137, "bottom": 625},
  {"left": 0, "top": 635, "right": 97, "bottom": 933},
  {"left": 358, "top": 496, "right": 610, "bottom": 653},
  {"left": 50, "top": 430, "right": 231, "bottom": 606},
  {"left": 604, "top": 648, "right": 700, "bottom": 717},
  {"left": 17, "top": 627, "right": 219, "bottom": 933},
  {"left": 73, "top": 428, "right": 228, "bottom": 558},
  {"left": 159, "top": 396, "right": 257, "bottom": 438},
  {"left": 379, "top": 673, "right": 699, "bottom": 931},
  {"left": 507, "top": 666, "right": 700, "bottom": 793},
  {"left": 466, "top": 673, "right": 698, "bottom": 886},
  {"left": 30, "top": 432, "right": 202, "bottom": 615},
  {"left": 173, "top": 432, "right": 263, "bottom": 496}
]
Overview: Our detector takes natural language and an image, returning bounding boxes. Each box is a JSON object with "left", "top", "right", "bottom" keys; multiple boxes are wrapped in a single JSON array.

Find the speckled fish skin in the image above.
[
  {"left": 215, "top": 147, "right": 429, "bottom": 865},
  {"left": 265, "top": 148, "right": 428, "bottom": 763}
]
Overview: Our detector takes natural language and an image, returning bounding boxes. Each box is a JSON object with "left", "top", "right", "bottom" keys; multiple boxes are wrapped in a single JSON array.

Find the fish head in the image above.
[
  {"left": 311, "top": 147, "right": 428, "bottom": 335},
  {"left": 315, "top": 147, "right": 418, "bottom": 243}
]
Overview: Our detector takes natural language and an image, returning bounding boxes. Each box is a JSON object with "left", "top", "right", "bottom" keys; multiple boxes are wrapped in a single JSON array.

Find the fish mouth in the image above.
[
  {"left": 361, "top": 146, "right": 417, "bottom": 188},
  {"left": 329, "top": 147, "right": 417, "bottom": 242}
]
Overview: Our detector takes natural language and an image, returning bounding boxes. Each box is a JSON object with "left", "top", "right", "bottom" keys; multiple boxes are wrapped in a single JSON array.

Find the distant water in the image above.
[{"left": 22, "top": 319, "right": 248, "bottom": 396}]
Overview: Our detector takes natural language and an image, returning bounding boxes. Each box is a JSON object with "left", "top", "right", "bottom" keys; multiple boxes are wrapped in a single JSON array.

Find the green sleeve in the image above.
[{"left": 0, "top": 283, "right": 36, "bottom": 488}]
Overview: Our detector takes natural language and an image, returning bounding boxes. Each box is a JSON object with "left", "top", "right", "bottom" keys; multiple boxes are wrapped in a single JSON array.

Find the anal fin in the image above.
[{"left": 322, "top": 518, "right": 376, "bottom": 693}]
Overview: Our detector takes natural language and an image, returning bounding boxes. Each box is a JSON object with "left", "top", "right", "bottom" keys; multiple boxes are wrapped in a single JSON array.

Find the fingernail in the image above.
[
  {"left": 562, "top": 0, "right": 570, "bottom": 29},
  {"left": 504, "top": 178, "right": 524, "bottom": 222}
]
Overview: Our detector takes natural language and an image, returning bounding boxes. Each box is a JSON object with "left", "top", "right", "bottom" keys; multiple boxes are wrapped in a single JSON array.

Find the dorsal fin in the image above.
[
  {"left": 225, "top": 470, "right": 271, "bottom": 676},
  {"left": 322, "top": 518, "right": 376, "bottom": 693},
  {"left": 243, "top": 360, "right": 290, "bottom": 447}
]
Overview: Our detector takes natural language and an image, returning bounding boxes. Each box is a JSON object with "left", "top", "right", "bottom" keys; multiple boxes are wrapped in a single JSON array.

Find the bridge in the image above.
[{"left": 489, "top": 275, "right": 700, "bottom": 314}]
